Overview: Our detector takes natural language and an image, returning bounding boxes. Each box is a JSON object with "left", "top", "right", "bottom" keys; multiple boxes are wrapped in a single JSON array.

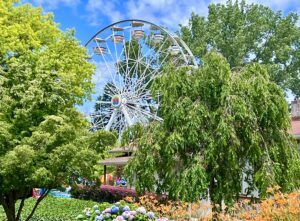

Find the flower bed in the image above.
[
  {"left": 71, "top": 185, "right": 137, "bottom": 203},
  {"left": 76, "top": 201, "right": 168, "bottom": 221},
  {"left": 124, "top": 189, "right": 300, "bottom": 220},
  {"left": 125, "top": 193, "right": 190, "bottom": 219}
]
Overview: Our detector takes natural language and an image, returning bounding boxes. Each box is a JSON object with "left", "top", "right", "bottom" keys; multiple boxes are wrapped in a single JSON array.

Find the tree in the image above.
[
  {"left": 180, "top": 0, "right": 300, "bottom": 97},
  {"left": 125, "top": 52, "right": 300, "bottom": 204},
  {"left": 0, "top": 1, "right": 116, "bottom": 220}
]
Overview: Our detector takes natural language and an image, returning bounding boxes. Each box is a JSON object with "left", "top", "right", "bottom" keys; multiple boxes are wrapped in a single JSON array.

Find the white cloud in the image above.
[
  {"left": 83, "top": 0, "right": 209, "bottom": 28},
  {"left": 125, "top": 0, "right": 208, "bottom": 28},
  {"left": 244, "top": 0, "right": 299, "bottom": 11},
  {"left": 25, "top": 0, "right": 300, "bottom": 28},
  {"left": 85, "top": 0, "right": 125, "bottom": 26},
  {"left": 84, "top": 0, "right": 300, "bottom": 29}
]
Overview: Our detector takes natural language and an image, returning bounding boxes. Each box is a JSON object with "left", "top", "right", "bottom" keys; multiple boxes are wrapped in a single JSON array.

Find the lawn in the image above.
[{"left": 0, "top": 196, "right": 98, "bottom": 221}]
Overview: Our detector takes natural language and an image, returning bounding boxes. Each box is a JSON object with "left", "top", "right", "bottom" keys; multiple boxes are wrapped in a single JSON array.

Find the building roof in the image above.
[
  {"left": 100, "top": 156, "right": 132, "bottom": 166},
  {"left": 109, "top": 146, "right": 137, "bottom": 153}
]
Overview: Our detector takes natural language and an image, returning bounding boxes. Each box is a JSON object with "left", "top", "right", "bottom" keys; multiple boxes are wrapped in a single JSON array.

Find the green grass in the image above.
[{"left": 0, "top": 196, "right": 99, "bottom": 221}]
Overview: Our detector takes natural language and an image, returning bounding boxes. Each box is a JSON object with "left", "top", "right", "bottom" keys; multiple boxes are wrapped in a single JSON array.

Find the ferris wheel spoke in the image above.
[
  {"left": 129, "top": 101, "right": 158, "bottom": 108},
  {"left": 127, "top": 104, "right": 163, "bottom": 122},
  {"left": 137, "top": 36, "right": 169, "bottom": 78},
  {"left": 95, "top": 41, "right": 119, "bottom": 91},
  {"left": 121, "top": 106, "right": 134, "bottom": 127},
  {"left": 121, "top": 38, "right": 131, "bottom": 90},
  {"left": 105, "top": 110, "right": 118, "bottom": 131},
  {"left": 129, "top": 45, "right": 169, "bottom": 95},
  {"left": 105, "top": 41, "right": 123, "bottom": 90},
  {"left": 101, "top": 87, "right": 118, "bottom": 100},
  {"left": 134, "top": 65, "right": 168, "bottom": 97},
  {"left": 96, "top": 101, "right": 111, "bottom": 104},
  {"left": 125, "top": 36, "right": 163, "bottom": 84},
  {"left": 127, "top": 107, "right": 148, "bottom": 125},
  {"left": 115, "top": 35, "right": 127, "bottom": 84},
  {"left": 122, "top": 34, "right": 152, "bottom": 94},
  {"left": 112, "top": 31, "right": 122, "bottom": 77}
]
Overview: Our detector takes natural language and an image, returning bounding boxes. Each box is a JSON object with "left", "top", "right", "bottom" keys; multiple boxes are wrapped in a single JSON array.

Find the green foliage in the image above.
[
  {"left": 121, "top": 124, "right": 145, "bottom": 146},
  {"left": 126, "top": 52, "right": 300, "bottom": 204},
  {"left": 0, "top": 1, "right": 116, "bottom": 220},
  {"left": 180, "top": 0, "right": 300, "bottom": 97},
  {"left": 0, "top": 196, "right": 105, "bottom": 221}
]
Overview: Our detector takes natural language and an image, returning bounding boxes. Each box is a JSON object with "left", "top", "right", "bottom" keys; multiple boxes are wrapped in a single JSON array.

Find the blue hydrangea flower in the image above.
[
  {"left": 116, "top": 215, "right": 124, "bottom": 220},
  {"left": 95, "top": 210, "right": 101, "bottom": 215},
  {"left": 95, "top": 215, "right": 104, "bottom": 221},
  {"left": 147, "top": 211, "right": 155, "bottom": 219},
  {"left": 122, "top": 205, "right": 130, "bottom": 212},
  {"left": 111, "top": 205, "right": 119, "bottom": 214},
  {"left": 104, "top": 208, "right": 111, "bottom": 213},
  {"left": 85, "top": 212, "right": 91, "bottom": 218},
  {"left": 136, "top": 207, "right": 146, "bottom": 215},
  {"left": 122, "top": 211, "right": 130, "bottom": 219},
  {"left": 129, "top": 211, "right": 136, "bottom": 216}
]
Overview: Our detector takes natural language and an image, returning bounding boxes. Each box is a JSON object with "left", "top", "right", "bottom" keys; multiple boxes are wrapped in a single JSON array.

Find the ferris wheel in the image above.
[{"left": 83, "top": 19, "right": 197, "bottom": 138}]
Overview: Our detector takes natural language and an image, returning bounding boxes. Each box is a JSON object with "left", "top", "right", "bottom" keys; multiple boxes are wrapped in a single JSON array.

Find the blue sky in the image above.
[
  {"left": 21, "top": 0, "right": 299, "bottom": 110},
  {"left": 23, "top": 0, "right": 300, "bottom": 45}
]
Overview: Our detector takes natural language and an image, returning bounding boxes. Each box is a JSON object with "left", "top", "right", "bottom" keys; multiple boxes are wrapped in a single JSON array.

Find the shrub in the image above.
[
  {"left": 125, "top": 193, "right": 191, "bottom": 219},
  {"left": 71, "top": 185, "right": 137, "bottom": 203},
  {"left": 0, "top": 196, "right": 103, "bottom": 221},
  {"left": 75, "top": 201, "right": 166, "bottom": 221}
]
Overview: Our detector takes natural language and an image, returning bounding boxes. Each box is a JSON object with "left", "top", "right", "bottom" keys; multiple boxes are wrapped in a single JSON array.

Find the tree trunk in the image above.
[
  {"left": 0, "top": 192, "right": 17, "bottom": 221},
  {"left": 0, "top": 188, "right": 31, "bottom": 221}
]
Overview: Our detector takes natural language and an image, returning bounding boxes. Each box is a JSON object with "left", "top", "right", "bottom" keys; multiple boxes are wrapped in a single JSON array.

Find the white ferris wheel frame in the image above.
[{"left": 85, "top": 19, "right": 198, "bottom": 137}]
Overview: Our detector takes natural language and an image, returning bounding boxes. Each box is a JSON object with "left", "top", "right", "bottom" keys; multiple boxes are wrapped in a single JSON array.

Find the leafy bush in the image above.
[
  {"left": 71, "top": 185, "right": 137, "bottom": 203},
  {"left": 76, "top": 201, "right": 166, "bottom": 221},
  {"left": 125, "top": 194, "right": 191, "bottom": 219},
  {"left": 0, "top": 196, "right": 101, "bottom": 221}
]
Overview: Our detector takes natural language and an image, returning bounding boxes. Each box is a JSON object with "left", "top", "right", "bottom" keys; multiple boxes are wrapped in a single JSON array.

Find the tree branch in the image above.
[
  {"left": 25, "top": 189, "right": 50, "bottom": 221},
  {"left": 16, "top": 198, "right": 25, "bottom": 221}
]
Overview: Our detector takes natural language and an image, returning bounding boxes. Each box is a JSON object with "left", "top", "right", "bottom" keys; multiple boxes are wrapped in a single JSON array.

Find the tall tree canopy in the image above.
[
  {"left": 126, "top": 52, "right": 300, "bottom": 204},
  {"left": 0, "top": 1, "right": 116, "bottom": 220},
  {"left": 180, "top": 0, "right": 300, "bottom": 97}
]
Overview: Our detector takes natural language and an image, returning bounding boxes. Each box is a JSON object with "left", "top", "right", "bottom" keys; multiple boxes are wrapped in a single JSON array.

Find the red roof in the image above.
[{"left": 291, "top": 117, "right": 300, "bottom": 135}]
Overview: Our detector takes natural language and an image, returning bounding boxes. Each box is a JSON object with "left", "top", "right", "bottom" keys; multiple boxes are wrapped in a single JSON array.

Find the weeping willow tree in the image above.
[{"left": 125, "top": 52, "right": 300, "bottom": 204}]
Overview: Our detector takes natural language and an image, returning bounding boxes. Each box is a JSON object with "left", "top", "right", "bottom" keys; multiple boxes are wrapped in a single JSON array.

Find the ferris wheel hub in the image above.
[
  {"left": 111, "top": 95, "right": 122, "bottom": 108},
  {"left": 121, "top": 97, "right": 127, "bottom": 104}
]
